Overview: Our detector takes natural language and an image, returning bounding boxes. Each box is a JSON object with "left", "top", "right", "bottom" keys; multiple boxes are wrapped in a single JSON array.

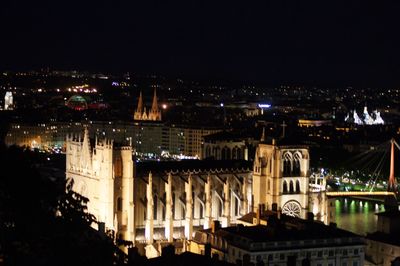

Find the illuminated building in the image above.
[
  {"left": 66, "top": 95, "right": 88, "bottom": 111},
  {"left": 134, "top": 89, "right": 162, "bottom": 121},
  {"left": 5, "top": 122, "right": 83, "bottom": 151},
  {"left": 298, "top": 119, "right": 332, "bottom": 127},
  {"left": 345, "top": 106, "right": 385, "bottom": 125},
  {"left": 202, "top": 130, "right": 261, "bottom": 160},
  {"left": 66, "top": 128, "right": 330, "bottom": 258},
  {"left": 4, "top": 91, "right": 13, "bottom": 110},
  {"left": 5, "top": 121, "right": 221, "bottom": 158},
  {"left": 252, "top": 138, "right": 330, "bottom": 223},
  {"left": 66, "top": 128, "right": 252, "bottom": 257},
  {"left": 189, "top": 217, "right": 365, "bottom": 265}
]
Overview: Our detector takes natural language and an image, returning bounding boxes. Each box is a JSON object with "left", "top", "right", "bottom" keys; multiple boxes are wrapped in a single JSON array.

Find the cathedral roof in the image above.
[{"left": 135, "top": 159, "right": 252, "bottom": 178}]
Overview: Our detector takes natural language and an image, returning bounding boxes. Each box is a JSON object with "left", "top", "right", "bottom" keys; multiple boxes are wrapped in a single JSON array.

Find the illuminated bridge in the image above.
[
  {"left": 326, "top": 139, "right": 399, "bottom": 202},
  {"left": 326, "top": 191, "right": 396, "bottom": 197}
]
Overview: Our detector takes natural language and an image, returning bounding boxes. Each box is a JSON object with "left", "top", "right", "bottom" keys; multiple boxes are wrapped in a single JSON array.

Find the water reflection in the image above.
[{"left": 334, "top": 198, "right": 385, "bottom": 235}]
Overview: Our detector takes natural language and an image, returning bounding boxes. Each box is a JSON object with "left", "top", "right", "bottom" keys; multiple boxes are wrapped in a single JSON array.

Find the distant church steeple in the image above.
[
  {"left": 134, "top": 91, "right": 143, "bottom": 120},
  {"left": 148, "top": 89, "right": 161, "bottom": 121},
  {"left": 134, "top": 89, "right": 162, "bottom": 121}
]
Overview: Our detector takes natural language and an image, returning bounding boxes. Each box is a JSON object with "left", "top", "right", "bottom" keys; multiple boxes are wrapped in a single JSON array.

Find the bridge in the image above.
[
  {"left": 326, "top": 139, "right": 399, "bottom": 203},
  {"left": 326, "top": 191, "right": 396, "bottom": 197}
]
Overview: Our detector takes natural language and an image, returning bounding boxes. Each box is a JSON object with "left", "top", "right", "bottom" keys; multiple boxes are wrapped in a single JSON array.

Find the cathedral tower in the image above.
[{"left": 253, "top": 139, "right": 310, "bottom": 219}]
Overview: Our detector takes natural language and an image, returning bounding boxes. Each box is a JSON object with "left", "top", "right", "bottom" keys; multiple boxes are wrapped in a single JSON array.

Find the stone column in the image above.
[
  {"left": 145, "top": 172, "right": 153, "bottom": 244},
  {"left": 165, "top": 173, "right": 174, "bottom": 242},
  {"left": 241, "top": 175, "right": 248, "bottom": 215},
  {"left": 222, "top": 180, "right": 230, "bottom": 227},
  {"left": 244, "top": 147, "right": 248, "bottom": 161},
  {"left": 121, "top": 147, "right": 135, "bottom": 242},
  {"left": 184, "top": 174, "right": 193, "bottom": 240},
  {"left": 204, "top": 174, "right": 212, "bottom": 229}
]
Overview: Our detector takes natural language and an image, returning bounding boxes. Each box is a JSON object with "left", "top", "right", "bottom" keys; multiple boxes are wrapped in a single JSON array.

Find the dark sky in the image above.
[{"left": 1, "top": 0, "right": 400, "bottom": 86}]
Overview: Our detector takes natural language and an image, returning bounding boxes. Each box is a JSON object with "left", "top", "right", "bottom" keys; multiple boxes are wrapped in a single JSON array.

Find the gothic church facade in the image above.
[{"left": 66, "top": 129, "right": 329, "bottom": 247}]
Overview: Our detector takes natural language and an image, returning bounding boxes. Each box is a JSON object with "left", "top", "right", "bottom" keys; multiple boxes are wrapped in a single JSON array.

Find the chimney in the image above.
[
  {"left": 256, "top": 204, "right": 262, "bottom": 225},
  {"left": 211, "top": 220, "right": 220, "bottom": 233}
]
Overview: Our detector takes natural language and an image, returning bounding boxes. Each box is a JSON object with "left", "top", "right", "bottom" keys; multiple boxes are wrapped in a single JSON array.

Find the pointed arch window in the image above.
[
  {"left": 293, "top": 152, "right": 302, "bottom": 176},
  {"left": 283, "top": 152, "right": 292, "bottom": 177},
  {"left": 283, "top": 181, "right": 288, "bottom": 194},
  {"left": 289, "top": 180, "right": 294, "bottom": 194},
  {"left": 296, "top": 180, "right": 301, "bottom": 193}
]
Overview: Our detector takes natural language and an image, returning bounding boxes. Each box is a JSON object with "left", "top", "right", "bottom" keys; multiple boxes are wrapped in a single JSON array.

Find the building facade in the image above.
[
  {"left": 252, "top": 139, "right": 329, "bottom": 223},
  {"left": 66, "top": 128, "right": 253, "bottom": 247},
  {"left": 190, "top": 218, "right": 365, "bottom": 266},
  {"left": 5, "top": 121, "right": 221, "bottom": 158}
]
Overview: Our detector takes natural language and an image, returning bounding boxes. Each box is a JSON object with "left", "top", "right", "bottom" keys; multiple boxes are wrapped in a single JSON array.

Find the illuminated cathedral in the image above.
[
  {"left": 134, "top": 89, "right": 162, "bottom": 121},
  {"left": 66, "top": 128, "right": 330, "bottom": 257}
]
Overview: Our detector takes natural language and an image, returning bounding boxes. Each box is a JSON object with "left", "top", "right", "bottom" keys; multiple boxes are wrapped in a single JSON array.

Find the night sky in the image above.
[{"left": 1, "top": 0, "right": 400, "bottom": 86}]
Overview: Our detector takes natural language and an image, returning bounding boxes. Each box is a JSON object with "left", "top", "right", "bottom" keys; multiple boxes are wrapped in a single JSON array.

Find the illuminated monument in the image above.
[
  {"left": 66, "top": 128, "right": 329, "bottom": 256},
  {"left": 345, "top": 106, "right": 385, "bottom": 125},
  {"left": 134, "top": 89, "right": 161, "bottom": 121}
]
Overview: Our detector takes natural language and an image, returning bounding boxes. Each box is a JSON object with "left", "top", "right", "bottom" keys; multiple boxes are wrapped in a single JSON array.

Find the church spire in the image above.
[
  {"left": 134, "top": 91, "right": 144, "bottom": 120},
  {"left": 81, "top": 126, "right": 92, "bottom": 172},
  {"left": 137, "top": 91, "right": 143, "bottom": 113},
  {"left": 149, "top": 88, "right": 161, "bottom": 121},
  {"left": 151, "top": 89, "right": 159, "bottom": 114},
  {"left": 134, "top": 89, "right": 161, "bottom": 121}
]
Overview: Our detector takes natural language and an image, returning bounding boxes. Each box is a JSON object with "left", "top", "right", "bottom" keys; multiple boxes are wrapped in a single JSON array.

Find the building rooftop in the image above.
[
  {"left": 135, "top": 159, "right": 252, "bottom": 177},
  {"left": 194, "top": 214, "right": 364, "bottom": 252}
]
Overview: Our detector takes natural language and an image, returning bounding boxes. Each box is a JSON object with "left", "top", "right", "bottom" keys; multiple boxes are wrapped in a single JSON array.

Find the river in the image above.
[{"left": 333, "top": 198, "right": 385, "bottom": 236}]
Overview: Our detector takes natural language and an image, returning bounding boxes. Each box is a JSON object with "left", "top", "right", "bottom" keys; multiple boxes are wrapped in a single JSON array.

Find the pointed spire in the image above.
[
  {"left": 136, "top": 91, "right": 143, "bottom": 113},
  {"left": 151, "top": 89, "right": 159, "bottom": 113},
  {"left": 260, "top": 127, "right": 266, "bottom": 142},
  {"left": 134, "top": 91, "right": 144, "bottom": 120}
]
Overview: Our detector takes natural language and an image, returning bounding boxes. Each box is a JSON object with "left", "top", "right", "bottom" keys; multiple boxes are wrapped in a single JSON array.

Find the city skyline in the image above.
[{"left": 1, "top": 1, "right": 400, "bottom": 87}]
